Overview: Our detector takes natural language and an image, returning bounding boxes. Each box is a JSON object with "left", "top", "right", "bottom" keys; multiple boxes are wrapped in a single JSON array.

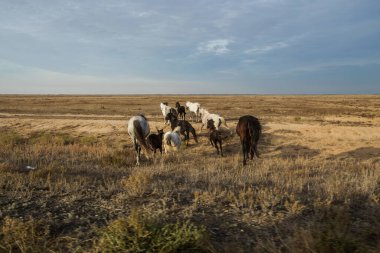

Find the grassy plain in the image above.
[{"left": 0, "top": 95, "right": 379, "bottom": 252}]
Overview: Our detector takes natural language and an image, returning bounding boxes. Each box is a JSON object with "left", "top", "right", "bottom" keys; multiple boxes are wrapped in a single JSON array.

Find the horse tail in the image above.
[
  {"left": 133, "top": 120, "right": 151, "bottom": 156},
  {"left": 248, "top": 118, "right": 261, "bottom": 157}
]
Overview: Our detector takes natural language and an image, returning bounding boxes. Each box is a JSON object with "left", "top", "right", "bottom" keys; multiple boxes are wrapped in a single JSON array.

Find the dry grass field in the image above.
[{"left": 0, "top": 95, "right": 379, "bottom": 252}]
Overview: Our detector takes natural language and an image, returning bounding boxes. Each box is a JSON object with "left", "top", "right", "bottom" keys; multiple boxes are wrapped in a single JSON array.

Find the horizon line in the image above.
[{"left": 0, "top": 93, "right": 379, "bottom": 96}]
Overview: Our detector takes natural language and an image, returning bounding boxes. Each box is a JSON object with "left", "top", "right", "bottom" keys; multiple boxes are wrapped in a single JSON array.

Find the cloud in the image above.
[
  {"left": 285, "top": 58, "right": 380, "bottom": 73},
  {"left": 198, "top": 39, "right": 233, "bottom": 55},
  {"left": 244, "top": 42, "right": 288, "bottom": 54},
  {"left": 130, "top": 10, "right": 156, "bottom": 18}
]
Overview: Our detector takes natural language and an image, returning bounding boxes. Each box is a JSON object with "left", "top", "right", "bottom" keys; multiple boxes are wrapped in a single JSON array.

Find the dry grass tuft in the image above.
[
  {"left": 0, "top": 217, "right": 49, "bottom": 253},
  {"left": 122, "top": 169, "right": 153, "bottom": 197}
]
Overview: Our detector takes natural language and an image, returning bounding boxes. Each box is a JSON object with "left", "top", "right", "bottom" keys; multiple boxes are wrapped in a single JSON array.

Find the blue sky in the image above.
[{"left": 0, "top": 0, "right": 379, "bottom": 94}]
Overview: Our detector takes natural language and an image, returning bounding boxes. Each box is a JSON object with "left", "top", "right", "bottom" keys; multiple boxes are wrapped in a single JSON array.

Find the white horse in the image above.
[
  {"left": 199, "top": 108, "right": 227, "bottom": 131},
  {"left": 127, "top": 115, "right": 151, "bottom": 165},
  {"left": 185, "top": 101, "right": 201, "bottom": 122},
  {"left": 160, "top": 102, "right": 177, "bottom": 124},
  {"left": 163, "top": 126, "right": 182, "bottom": 153}
]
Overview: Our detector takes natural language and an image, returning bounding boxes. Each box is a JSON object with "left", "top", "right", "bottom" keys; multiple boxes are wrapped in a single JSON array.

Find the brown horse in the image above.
[
  {"left": 175, "top": 102, "right": 186, "bottom": 120},
  {"left": 146, "top": 128, "right": 164, "bottom": 156},
  {"left": 236, "top": 115, "right": 261, "bottom": 165},
  {"left": 207, "top": 119, "right": 223, "bottom": 156}
]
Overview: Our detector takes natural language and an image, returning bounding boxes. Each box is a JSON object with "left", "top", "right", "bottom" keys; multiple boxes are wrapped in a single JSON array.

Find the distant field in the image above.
[{"left": 0, "top": 95, "right": 379, "bottom": 252}]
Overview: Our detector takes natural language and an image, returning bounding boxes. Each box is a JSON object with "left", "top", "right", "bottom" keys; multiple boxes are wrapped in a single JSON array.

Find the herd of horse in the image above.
[{"left": 127, "top": 101, "right": 262, "bottom": 166}]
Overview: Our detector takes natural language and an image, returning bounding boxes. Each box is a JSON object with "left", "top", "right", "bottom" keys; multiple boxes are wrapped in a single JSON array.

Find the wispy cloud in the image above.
[
  {"left": 286, "top": 58, "right": 380, "bottom": 73},
  {"left": 130, "top": 10, "right": 156, "bottom": 18},
  {"left": 244, "top": 42, "right": 288, "bottom": 54},
  {"left": 198, "top": 39, "right": 233, "bottom": 55}
]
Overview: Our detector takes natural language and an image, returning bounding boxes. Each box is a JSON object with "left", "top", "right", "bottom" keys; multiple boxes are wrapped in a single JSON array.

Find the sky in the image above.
[{"left": 0, "top": 0, "right": 379, "bottom": 94}]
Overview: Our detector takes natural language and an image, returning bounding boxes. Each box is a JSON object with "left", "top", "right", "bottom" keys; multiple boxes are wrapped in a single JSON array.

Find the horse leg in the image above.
[
  {"left": 253, "top": 143, "right": 260, "bottom": 158},
  {"left": 191, "top": 128, "right": 198, "bottom": 143},
  {"left": 133, "top": 139, "right": 140, "bottom": 165},
  {"left": 242, "top": 140, "right": 247, "bottom": 166},
  {"left": 209, "top": 136, "right": 214, "bottom": 147},
  {"left": 250, "top": 143, "right": 254, "bottom": 160},
  {"left": 137, "top": 146, "right": 142, "bottom": 165},
  {"left": 215, "top": 142, "right": 219, "bottom": 155},
  {"left": 219, "top": 140, "right": 223, "bottom": 157},
  {"left": 186, "top": 130, "right": 190, "bottom": 146}
]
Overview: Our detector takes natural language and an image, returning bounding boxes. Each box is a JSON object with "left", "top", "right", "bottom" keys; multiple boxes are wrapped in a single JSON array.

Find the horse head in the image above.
[{"left": 207, "top": 119, "right": 215, "bottom": 130}]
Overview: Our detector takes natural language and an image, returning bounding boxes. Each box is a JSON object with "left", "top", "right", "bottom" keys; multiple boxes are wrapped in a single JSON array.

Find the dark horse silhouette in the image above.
[
  {"left": 165, "top": 112, "right": 198, "bottom": 145},
  {"left": 207, "top": 119, "right": 223, "bottom": 156},
  {"left": 236, "top": 115, "right": 261, "bottom": 165},
  {"left": 146, "top": 128, "right": 164, "bottom": 156},
  {"left": 175, "top": 102, "right": 186, "bottom": 120}
]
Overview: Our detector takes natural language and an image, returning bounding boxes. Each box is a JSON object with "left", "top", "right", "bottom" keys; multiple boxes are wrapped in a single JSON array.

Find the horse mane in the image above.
[{"left": 139, "top": 114, "right": 147, "bottom": 120}]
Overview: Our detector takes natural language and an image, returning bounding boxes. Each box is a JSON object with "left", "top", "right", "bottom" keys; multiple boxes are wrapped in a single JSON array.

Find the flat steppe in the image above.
[{"left": 0, "top": 95, "right": 379, "bottom": 252}]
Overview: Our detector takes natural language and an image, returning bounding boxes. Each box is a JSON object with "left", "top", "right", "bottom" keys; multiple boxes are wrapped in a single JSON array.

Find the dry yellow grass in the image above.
[{"left": 0, "top": 95, "right": 379, "bottom": 252}]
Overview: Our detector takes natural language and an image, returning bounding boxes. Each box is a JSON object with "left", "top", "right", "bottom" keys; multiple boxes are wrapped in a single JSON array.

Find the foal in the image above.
[
  {"left": 175, "top": 102, "right": 186, "bottom": 120},
  {"left": 146, "top": 128, "right": 164, "bottom": 156},
  {"left": 163, "top": 126, "right": 182, "bottom": 153},
  {"left": 165, "top": 112, "right": 198, "bottom": 145},
  {"left": 207, "top": 119, "right": 223, "bottom": 156}
]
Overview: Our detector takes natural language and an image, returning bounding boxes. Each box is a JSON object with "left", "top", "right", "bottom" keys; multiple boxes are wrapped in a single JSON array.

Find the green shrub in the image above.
[{"left": 93, "top": 210, "right": 210, "bottom": 253}]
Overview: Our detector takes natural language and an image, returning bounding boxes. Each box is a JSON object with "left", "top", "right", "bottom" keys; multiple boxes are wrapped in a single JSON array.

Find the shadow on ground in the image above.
[{"left": 329, "top": 147, "right": 380, "bottom": 161}]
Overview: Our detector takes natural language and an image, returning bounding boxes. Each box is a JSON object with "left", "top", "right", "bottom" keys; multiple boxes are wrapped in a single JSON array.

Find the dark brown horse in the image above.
[
  {"left": 207, "top": 119, "right": 223, "bottom": 156},
  {"left": 236, "top": 115, "right": 261, "bottom": 165},
  {"left": 175, "top": 102, "right": 186, "bottom": 120},
  {"left": 146, "top": 128, "right": 164, "bottom": 156},
  {"left": 165, "top": 112, "right": 198, "bottom": 145}
]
